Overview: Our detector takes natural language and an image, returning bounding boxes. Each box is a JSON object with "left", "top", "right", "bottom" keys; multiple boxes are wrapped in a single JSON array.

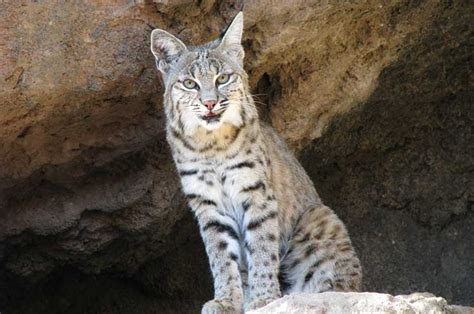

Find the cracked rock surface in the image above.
[
  {"left": 248, "top": 292, "right": 473, "bottom": 314},
  {"left": 0, "top": 1, "right": 472, "bottom": 312}
]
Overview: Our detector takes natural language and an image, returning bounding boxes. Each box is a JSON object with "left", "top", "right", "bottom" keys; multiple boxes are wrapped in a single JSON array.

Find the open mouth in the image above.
[{"left": 201, "top": 112, "right": 222, "bottom": 123}]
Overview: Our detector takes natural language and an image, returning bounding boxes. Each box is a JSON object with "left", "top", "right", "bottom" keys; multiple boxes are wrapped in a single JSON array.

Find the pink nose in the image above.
[{"left": 204, "top": 100, "right": 217, "bottom": 110}]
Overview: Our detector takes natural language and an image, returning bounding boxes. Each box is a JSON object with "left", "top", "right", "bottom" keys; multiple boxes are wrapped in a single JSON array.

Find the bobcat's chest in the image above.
[{"left": 179, "top": 155, "right": 260, "bottom": 222}]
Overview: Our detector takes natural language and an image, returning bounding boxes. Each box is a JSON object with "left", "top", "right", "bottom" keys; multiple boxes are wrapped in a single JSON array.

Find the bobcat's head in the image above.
[{"left": 151, "top": 13, "right": 255, "bottom": 136}]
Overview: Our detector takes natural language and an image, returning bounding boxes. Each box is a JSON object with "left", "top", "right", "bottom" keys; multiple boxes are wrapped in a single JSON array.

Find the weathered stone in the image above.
[{"left": 248, "top": 292, "right": 474, "bottom": 314}]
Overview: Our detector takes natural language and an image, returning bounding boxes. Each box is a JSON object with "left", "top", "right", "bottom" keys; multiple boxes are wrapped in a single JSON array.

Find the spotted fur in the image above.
[{"left": 151, "top": 12, "right": 361, "bottom": 313}]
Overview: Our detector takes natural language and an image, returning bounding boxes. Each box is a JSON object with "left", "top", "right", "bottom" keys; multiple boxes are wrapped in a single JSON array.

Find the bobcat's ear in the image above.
[
  {"left": 218, "top": 12, "right": 244, "bottom": 62},
  {"left": 151, "top": 29, "right": 187, "bottom": 74}
]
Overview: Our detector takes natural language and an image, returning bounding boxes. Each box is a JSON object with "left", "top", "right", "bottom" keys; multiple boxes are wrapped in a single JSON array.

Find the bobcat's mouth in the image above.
[{"left": 201, "top": 111, "right": 222, "bottom": 123}]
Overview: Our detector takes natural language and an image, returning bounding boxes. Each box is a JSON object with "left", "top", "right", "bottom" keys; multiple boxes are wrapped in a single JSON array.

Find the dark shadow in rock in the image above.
[
  {"left": 254, "top": 72, "right": 282, "bottom": 123},
  {"left": 300, "top": 6, "right": 473, "bottom": 306},
  {"left": 1, "top": 211, "right": 212, "bottom": 314}
]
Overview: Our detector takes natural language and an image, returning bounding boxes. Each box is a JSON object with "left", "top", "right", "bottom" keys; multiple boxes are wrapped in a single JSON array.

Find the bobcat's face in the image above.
[
  {"left": 167, "top": 50, "right": 247, "bottom": 132},
  {"left": 151, "top": 14, "right": 250, "bottom": 134}
]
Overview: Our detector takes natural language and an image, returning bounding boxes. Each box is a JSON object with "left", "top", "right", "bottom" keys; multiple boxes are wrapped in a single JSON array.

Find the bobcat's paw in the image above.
[
  {"left": 201, "top": 299, "right": 242, "bottom": 314},
  {"left": 244, "top": 297, "right": 278, "bottom": 311}
]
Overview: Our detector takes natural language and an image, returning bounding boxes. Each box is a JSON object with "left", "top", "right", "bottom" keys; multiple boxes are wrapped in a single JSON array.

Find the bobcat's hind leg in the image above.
[{"left": 279, "top": 205, "right": 362, "bottom": 294}]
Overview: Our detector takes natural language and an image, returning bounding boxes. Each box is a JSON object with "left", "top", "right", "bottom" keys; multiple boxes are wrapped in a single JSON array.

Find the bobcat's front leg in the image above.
[
  {"left": 196, "top": 207, "right": 243, "bottom": 314},
  {"left": 240, "top": 185, "right": 281, "bottom": 311}
]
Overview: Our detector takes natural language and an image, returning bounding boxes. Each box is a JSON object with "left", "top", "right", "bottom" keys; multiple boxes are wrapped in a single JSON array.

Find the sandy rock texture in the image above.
[
  {"left": 0, "top": 0, "right": 472, "bottom": 313},
  {"left": 248, "top": 292, "right": 473, "bottom": 314}
]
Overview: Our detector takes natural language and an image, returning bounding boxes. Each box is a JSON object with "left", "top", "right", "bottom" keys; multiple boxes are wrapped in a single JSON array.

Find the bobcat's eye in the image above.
[
  {"left": 183, "top": 79, "right": 198, "bottom": 89},
  {"left": 216, "top": 74, "right": 230, "bottom": 85}
]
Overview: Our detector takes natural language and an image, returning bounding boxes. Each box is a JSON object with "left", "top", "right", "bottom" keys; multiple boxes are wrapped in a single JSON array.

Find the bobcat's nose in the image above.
[{"left": 204, "top": 100, "right": 217, "bottom": 111}]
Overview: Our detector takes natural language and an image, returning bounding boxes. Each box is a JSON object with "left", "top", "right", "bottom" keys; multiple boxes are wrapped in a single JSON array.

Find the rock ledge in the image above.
[{"left": 248, "top": 292, "right": 473, "bottom": 314}]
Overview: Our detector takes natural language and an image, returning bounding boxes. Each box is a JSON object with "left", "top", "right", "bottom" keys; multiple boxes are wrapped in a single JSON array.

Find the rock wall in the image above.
[
  {"left": 301, "top": 4, "right": 473, "bottom": 304},
  {"left": 0, "top": 1, "right": 472, "bottom": 313}
]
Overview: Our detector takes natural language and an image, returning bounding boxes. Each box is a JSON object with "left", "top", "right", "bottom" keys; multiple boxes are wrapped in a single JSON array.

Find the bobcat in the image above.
[{"left": 150, "top": 12, "right": 361, "bottom": 313}]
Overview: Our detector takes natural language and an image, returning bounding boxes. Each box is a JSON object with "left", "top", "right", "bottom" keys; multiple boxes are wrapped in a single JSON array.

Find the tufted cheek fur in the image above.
[{"left": 170, "top": 84, "right": 202, "bottom": 135}]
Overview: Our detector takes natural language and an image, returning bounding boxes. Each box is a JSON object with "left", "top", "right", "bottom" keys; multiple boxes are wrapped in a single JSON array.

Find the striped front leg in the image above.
[
  {"left": 189, "top": 195, "right": 243, "bottom": 314},
  {"left": 240, "top": 183, "right": 281, "bottom": 311}
]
